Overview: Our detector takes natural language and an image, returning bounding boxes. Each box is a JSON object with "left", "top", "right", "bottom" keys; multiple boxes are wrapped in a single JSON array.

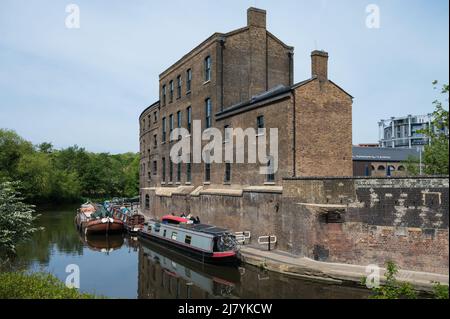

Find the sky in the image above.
[{"left": 0, "top": 0, "right": 448, "bottom": 154}]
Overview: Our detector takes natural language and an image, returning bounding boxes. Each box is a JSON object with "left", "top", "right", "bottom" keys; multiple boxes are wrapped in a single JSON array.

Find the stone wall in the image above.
[{"left": 141, "top": 176, "right": 449, "bottom": 275}]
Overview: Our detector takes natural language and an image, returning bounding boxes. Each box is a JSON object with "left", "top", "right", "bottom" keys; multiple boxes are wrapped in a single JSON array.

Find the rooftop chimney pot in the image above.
[
  {"left": 311, "top": 50, "right": 329, "bottom": 81},
  {"left": 247, "top": 7, "right": 266, "bottom": 29}
]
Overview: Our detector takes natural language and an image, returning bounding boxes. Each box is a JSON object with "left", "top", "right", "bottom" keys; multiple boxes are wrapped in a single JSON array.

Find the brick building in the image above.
[{"left": 139, "top": 8, "right": 353, "bottom": 209}]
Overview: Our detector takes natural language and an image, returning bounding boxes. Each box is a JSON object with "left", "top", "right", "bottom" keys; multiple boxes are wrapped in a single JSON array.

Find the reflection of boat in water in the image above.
[
  {"left": 78, "top": 233, "right": 124, "bottom": 253},
  {"left": 139, "top": 239, "right": 241, "bottom": 299},
  {"left": 139, "top": 215, "right": 239, "bottom": 265}
]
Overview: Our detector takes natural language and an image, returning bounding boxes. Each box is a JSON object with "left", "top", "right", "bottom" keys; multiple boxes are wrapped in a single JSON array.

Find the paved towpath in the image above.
[{"left": 240, "top": 246, "right": 449, "bottom": 291}]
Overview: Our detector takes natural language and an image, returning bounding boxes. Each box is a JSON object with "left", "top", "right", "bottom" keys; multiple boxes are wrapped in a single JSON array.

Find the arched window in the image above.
[
  {"left": 370, "top": 165, "right": 375, "bottom": 171},
  {"left": 145, "top": 194, "right": 150, "bottom": 209},
  {"left": 378, "top": 165, "right": 385, "bottom": 171},
  {"left": 398, "top": 166, "right": 406, "bottom": 172}
]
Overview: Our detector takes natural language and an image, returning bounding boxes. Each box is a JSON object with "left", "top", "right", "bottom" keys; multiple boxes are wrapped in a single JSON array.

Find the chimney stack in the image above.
[
  {"left": 247, "top": 7, "right": 266, "bottom": 29},
  {"left": 311, "top": 50, "right": 329, "bottom": 81}
]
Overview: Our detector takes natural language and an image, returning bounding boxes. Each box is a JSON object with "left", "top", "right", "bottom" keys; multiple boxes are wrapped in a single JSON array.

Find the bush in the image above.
[{"left": 0, "top": 272, "right": 101, "bottom": 299}]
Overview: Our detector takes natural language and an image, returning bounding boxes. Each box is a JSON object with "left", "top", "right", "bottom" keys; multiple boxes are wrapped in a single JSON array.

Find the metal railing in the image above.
[
  {"left": 258, "top": 235, "right": 277, "bottom": 251},
  {"left": 235, "top": 231, "right": 251, "bottom": 245}
]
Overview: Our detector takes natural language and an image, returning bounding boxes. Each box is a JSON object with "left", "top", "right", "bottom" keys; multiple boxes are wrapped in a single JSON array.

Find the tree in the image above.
[
  {"left": 422, "top": 82, "right": 449, "bottom": 175},
  {"left": 0, "top": 181, "right": 41, "bottom": 260}
]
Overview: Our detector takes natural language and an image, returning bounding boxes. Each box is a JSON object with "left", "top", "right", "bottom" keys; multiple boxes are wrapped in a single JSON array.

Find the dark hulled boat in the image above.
[
  {"left": 75, "top": 203, "right": 124, "bottom": 235},
  {"left": 138, "top": 215, "right": 239, "bottom": 266}
]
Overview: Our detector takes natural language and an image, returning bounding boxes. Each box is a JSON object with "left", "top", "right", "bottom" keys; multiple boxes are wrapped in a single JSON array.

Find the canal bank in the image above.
[
  {"left": 239, "top": 246, "right": 449, "bottom": 292},
  {"left": 8, "top": 205, "right": 370, "bottom": 299}
]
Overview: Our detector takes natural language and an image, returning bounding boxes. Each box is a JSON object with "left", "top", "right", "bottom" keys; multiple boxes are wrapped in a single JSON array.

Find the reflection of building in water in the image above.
[
  {"left": 137, "top": 241, "right": 239, "bottom": 299},
  {"left": 137, "top": 240, "right": 369, "bottom": 299}
]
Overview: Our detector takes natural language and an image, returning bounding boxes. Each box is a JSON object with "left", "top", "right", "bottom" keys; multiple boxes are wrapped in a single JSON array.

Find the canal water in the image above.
[{"left": 11, "top": 205, "right": 369, "bottom": 299}]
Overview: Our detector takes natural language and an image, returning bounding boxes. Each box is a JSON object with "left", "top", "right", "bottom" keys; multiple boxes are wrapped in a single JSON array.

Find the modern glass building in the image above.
[{"left": 378, "top": 114, "right": 438, "bottom": 151}]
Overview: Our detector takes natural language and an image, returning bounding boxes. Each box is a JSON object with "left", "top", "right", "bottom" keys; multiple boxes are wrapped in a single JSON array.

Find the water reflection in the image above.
[
  {"left": 138, "top": 240, "right": 369, "bottom": 299},
  {"left": 138, "top": 239, "right": 241, "bottom": 299},
  {"left": 10, "top": 205, "right": 369, "bottom": 299}
]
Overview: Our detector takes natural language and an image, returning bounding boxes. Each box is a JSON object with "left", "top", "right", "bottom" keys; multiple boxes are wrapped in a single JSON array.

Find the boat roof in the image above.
[
  {"left": 181, "top": 223, "right": 231, "bottom": 236},
  {"left": 162, "top": 215, "right": 191, "bottom": 224}
]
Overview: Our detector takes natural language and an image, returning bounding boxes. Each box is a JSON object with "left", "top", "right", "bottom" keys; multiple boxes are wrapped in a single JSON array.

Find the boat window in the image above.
[
  {"left": 163, "top": 230, "right": 166, "bottom": 237},
  {"left": 171, "top": 232, "right": 177, "bottom": 240},
  {"left": 185, "top": 235, "right": 192, "bottom": 245}
]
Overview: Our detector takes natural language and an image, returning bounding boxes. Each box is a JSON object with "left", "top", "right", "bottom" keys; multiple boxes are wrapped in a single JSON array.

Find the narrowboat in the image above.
[
  {"left": 109, "top": 205, "right": 146, "bottom": 234},
  {"left": 138, "top": 215, "right": 239, "bottom": 266},
  {"left": 75, "top": 202, "right": 124, "bottom": 235}
]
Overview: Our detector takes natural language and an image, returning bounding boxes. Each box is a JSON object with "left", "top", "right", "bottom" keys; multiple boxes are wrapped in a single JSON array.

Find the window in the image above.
[
  {"left": 171, "top": 232, "right": 177, "bottom": 241},
  {"left": 162, "top": 85, "right": 166, "bottom": 105},
  {"left": 153, "top": 134, "right": 157, "bottom": 148},
  {"left": 224, "top": 125, "right": 232, "bottom": 143},
  {"left": 145, "top": 195, "right": 150, "bottom": 209},
  {"left": 398, "top": 166, "right": 406, "bottom": 172},
  {"left": 163, "top": 229, "right": 166, "bottom": 237},
  {"left": 186, "top": 69, "right": 192, "bottom": 92},
  {"left": 378, "top": 165, "right": 385, "bottom": 171},
  {"left": 186, "top": 162, "right": 192, "bottom": 183},
  {"left": 225, "top": 162, "right": 231, "bottom": 183},
  {"left": 153, "top": 161, "right": 157, "bottom": 176},
  {"left": 162, "top": 157, "right": 166, "bottom": 181},
  {"left": 169, "top": 162, "right": 173, "bottom": 182},
  {"left": 187, "top": 106, "right": 192, "bottom": 133},
  {"left": 177, "top": 75, "right": 182, "bottom": 99},
  {"left": 205, "top": 163, "right": 211, "bottom": 183},
  {"left": 147, "top": 115, "right": 151, "bottom": 129},
  {"left": 162, "top": 117, "right": 166, "bottom": 143},
  {"left": 142, "top": 119, "right": 146, "bottom": 131},
  {"left": 257, "top": 116, "right": 265, "bottom": 135},
  {"left": 169, "top": 80, "right": 174, "bottom": 102},
  {"left": 153, "top": 111, "right": 158, "bottom": 123},
  {"left": 177, "top": 111, "right": 182, "bottom": 128},
  {"left": 205, "top": 98, "right": 212, "bottom": 129},
  {"left": 177, "top": 162, "right": 181, "bottom": 183},
  {"left": 185, "top": 235, "right": 192, "bottom": 245},
  {"left": 267, "top": 157, "right": 275, "bottom": 183},
  {"left": 169, "top": 114, "right": 174, "bottom": 141},
  {"left": 204, "top": 56, "right": 211, "bottom": 82}
]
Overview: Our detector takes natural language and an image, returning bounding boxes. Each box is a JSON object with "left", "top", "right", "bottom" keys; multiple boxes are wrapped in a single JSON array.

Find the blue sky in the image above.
[{"left": 0, "top": 0, "right": 448, "bottom": 154}]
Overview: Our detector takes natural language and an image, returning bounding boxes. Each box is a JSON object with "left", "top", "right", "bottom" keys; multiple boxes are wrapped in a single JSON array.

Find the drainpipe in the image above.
[{"left": 292, "top": 89, "right": 297, "bottom": 177}]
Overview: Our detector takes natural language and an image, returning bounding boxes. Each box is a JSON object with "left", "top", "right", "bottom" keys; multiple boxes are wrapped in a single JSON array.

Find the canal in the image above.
[{"left": 11, "top": 205, "right": 370, "bottom": 299}]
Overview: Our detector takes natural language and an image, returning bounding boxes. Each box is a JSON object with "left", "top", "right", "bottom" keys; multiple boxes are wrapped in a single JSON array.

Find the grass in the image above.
[{"left": 0, "top": 272, "right": 103, "bottom": 299}]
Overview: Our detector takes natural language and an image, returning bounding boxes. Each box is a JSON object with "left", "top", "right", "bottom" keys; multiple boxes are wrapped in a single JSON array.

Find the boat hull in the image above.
[
  {"left": 138, "top": 230, "right": 239, "bottom": 266},
  {"left": 76, "top": 217, "right": 124, "bottom": 235}
]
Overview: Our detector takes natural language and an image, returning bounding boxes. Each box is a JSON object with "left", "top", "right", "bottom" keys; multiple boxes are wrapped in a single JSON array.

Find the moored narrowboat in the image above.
[
  {"left": 138, "top": 215, "right": 239, "bottom": 266},
  {"left": 75, "top": 202, "right": 124, "bottom": 235}
]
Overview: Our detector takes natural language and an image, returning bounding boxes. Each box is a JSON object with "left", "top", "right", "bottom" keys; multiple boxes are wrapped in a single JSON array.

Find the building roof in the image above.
[
  {"left": 352, "top": 146, "right": 420, "bottom": 162},
  {"left": 139, "top": 100, "right": 160, "bottom": 120}
]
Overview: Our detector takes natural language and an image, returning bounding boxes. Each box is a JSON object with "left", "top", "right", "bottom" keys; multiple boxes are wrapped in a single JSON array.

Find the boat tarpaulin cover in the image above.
[{"left": 91, "top": 206, "right": 112, "bottom": 219}]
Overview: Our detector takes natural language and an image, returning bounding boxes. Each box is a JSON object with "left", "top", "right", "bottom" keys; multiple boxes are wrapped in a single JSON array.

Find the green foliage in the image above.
[
  {"left": 366, "top": 261, "right": 417, "bottom": 299},
  {"left": 404, "top": 155, "right": 420, "bottom": 176},
  {"left": 0, "top": 272, "right": 101, "bottom": 299},
  {"left": 0, "top": 129, "right": 140, "bottom": 203},
  {"left": 432, "top": 282, "right": 449, "bottom": 299},
  {"left": 0, "top": 181, "right": 41, "bottom": 259},
  {"left": 421, "top": 82, "right": 449, "bottom": 175}
]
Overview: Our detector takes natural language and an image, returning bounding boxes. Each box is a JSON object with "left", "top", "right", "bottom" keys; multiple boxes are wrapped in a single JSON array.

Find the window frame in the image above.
[
  {"left": 204, "top": 56, "right": 211, "bottom": 82},
  {"left": 205, "top": 98, "right": 212, "bottom": 129},
  {"left": 169, "top": 80, "right": 174, "bottom": 103},
  {"left": 186, "top": 69, "right": 192, "bottom": 93},
  {"left": 177, "top": 75, "right": 182, "bottom": 99}
]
